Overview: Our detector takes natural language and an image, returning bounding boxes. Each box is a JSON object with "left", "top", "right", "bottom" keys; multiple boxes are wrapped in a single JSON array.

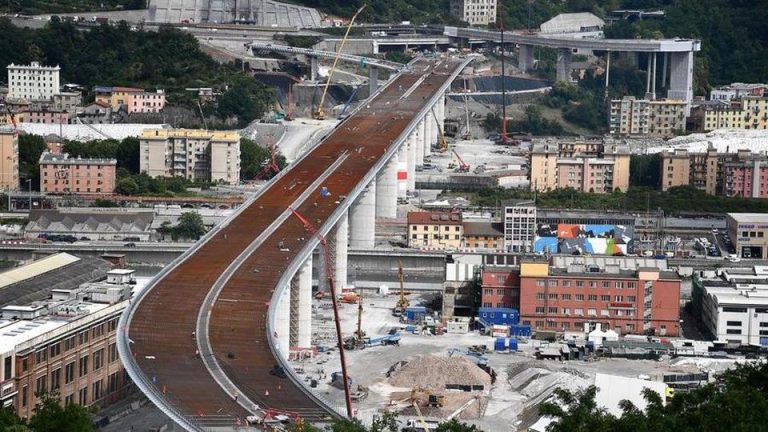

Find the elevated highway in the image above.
[{"left": 118, "top": 55, "right": 471, "bottom": 430}]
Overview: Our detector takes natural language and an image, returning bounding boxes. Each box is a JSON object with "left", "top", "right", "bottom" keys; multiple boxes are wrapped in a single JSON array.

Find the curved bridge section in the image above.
[{"left": 118, "top": 56, "right": 472, "bottom": 431}]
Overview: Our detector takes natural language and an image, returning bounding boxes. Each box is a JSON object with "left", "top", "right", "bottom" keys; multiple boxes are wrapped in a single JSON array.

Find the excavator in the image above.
[{"left": 313, "top": 4, "right": 367, "bottom": 120}]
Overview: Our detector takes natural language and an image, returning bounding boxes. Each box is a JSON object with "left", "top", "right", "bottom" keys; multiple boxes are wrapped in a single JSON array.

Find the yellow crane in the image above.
[
  {"left": 393, "top": 261, "right": 409, "bottom": 316},
  {"left": 313, "top": 4, "right": 367, "bottom": 120},
  {"left": 431, "top": 107, "right": 448, "bottom": 153}
]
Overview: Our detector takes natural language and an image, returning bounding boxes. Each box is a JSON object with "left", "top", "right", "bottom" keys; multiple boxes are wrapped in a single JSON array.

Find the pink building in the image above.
[
  {"left": 94, "top": 86, "right": 165, "bottom": 114},
  {"left": 723, "top": 153, "right": 768, "bottom": 198},
  {"left": 39, "top": 152, "right": 116, "bottom": 195}
]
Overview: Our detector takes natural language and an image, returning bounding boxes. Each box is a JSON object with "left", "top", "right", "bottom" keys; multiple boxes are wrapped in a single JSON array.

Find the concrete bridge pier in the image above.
[
  {"left": 275, "top": 283, "right": 291, "bottom": 358},
  {"left": 518, "top": 44, "right": 535, "bottom": 72},
  {"left": 375, "top": 155, "right": 398, "bottom": 219},
  {"left": 426, "top": 108, "right": 436, "bottom": 156},
  {"left": 396, "top": 145, "right": 407, "bottom": 199},
  {"left": 369, "top": 67, "right": 379, "bottom": 94},
  {"left": 294, "top": 256, "right": 313, "bottom": 349},
  {"left": 668, "top": 51, "right": 694, "bottom": 113},
  {"left": 414, "top": 119, "right": 424, "bottom": 167},
  {"left": 556, "top": 49, "right": 573, "bottom": 83},
  {"left": 349, "top": 181, "right": 376, "bottom": 249},
  {"left": 406, "top": 132, "right": 416, "bottom": 191},
  {"left": 310, "top": 57, "right": 320, "bottom": 81}
]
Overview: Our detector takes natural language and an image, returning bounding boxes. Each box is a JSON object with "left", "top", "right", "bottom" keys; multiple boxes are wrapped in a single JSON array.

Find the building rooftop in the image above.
[
  {"left": 0, "top": 253, "right": 79, "bottom": 291},
  {"left": 26, "top": 208, "right": 154, "bottom": 235},
  {"left": 726, "top": 213, "right": 768, "bottom": 224},
  {"left": 140, "top": 128, "right": 239, "bottom": 142},
  {"left": 7, "top": 62, "right": 60, "bottom": 71},
  {"left": 463, "top": 221, "right": 503, "bottom": 237},
  {"left": 538, "top": 209, "right": 635, "bottom": 223},
  {"left": 407, "top": 211, "right": 462, "bottom": 225},
  {"left": 39, "top": 152, "right": 117, "bottom": 165}
]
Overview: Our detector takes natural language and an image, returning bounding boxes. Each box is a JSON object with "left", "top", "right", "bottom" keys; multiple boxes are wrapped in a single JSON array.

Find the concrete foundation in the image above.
[
  {"left": 518, "top": 44, "right": 535, "bottom": 72},
  {"left": 349, "top": 181, "right": 376, "bottom": 249},
  {"left": 556, "top": 49, "right": 572, "bottom": 82}
]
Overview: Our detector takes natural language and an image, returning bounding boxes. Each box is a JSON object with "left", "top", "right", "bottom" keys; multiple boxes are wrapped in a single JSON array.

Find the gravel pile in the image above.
[{"left": 388, "top": 355, "right": 491, "bottom": 390}]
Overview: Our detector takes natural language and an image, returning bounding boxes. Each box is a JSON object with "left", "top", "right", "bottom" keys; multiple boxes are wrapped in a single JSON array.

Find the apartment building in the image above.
[
  {"left": 518, "top": 259, "right": 681, "bottom": 336},
  {"left": 503, "top": 200, "right": 537, "bottom": 253},
  {"left": 529, "top": 140, "right": 630, "bottom": 193},
  {"left": 6, "top": 62, "right": 61, "bottom": 101},
  {"left": 52, "top": 92, "right": 83, "bottom": 112},
  {"left": 39, "top": 152, "right": 117, "bottom": 195},
  {"left": 462, "top": 221, "right": 503, "bottom": 250},
  {"left": 139, "top": 129, "right": 240, "bottom": 185},
  {"left": 659, "top": 148, "right": 719, "bottom": 193},
  {"left": 94, "top": 86, "right": 166, "bottom": 114},
  {"left": 449, "top": 0, "right": 496, "bottom": 25},
  {"left": 407, "top": 211, "right": 462, "bottom": 249},
  {"left": 25, "top": 108, "right": 71, "bottom": 125},
  {"left": 703, "top": 96, "right": 768, "bottom": 131},
  {"left": 0, "top": 261, "right": 135, "bottom": 417},
  {"left": 0, "top": 128, "right": 19, "bottom": 192},
  {"left": 609, "top": 96, "right": 687, "bottom": 138}
]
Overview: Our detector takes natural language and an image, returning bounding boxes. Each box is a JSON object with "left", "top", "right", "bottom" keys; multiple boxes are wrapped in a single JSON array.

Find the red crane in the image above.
[
  {"left": 451, "top": 149, "right": 470, "bottom": 173},
  {"left": 289, "top": 207, "right": 354, "bottom": 419},
  {"left": 256, "top": 142, "right": 281, "bottom": 180}
]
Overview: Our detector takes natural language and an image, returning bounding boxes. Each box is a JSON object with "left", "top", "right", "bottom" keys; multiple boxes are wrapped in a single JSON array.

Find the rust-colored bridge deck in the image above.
[{"left": 126, "top": 57, "right": 467, "bottom": 429}]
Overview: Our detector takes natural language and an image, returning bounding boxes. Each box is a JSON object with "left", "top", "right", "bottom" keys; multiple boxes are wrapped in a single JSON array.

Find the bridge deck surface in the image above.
[{"left": 128, "top": 56, "right": 465, "bottom": 428}]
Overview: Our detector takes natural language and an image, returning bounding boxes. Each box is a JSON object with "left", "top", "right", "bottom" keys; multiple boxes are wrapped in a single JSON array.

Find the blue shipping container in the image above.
[
  {"left": 508, "top": 338, "right": 518, "bottom": 352},
  {"left": 478, "top": 307, "right": 519, "bottom": 326},
  {"left": 510, "top": 324, "right": 532, "bottom": 338},
  {"left": 405, "top": 306, "right": 427, "bottom": 322},
  {"left": 494, "top": 337, "right": 506, "bottom": 352}
]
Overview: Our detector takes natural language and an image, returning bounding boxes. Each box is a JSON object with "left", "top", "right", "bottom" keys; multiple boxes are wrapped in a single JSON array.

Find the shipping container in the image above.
[{"left": 510, "top": 324, "right": 532, "bottom": 338}]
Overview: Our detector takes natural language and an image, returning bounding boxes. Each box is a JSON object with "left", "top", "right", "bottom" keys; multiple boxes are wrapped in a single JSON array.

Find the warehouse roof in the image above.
[
  {"left": 726, "top": 213, "right": 768, "bottom": 224},
  {"left": 26, "top": 209, "right": 153, "bottom": 234},
  {"left": 463, "top": 221, "right": 504, "bottom": 237},
  {"left": 0, "top": 253, "right": 79, "bottom": 290}
]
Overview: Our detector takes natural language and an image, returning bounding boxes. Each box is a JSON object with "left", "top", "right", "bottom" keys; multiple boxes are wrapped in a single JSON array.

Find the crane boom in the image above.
[
  {"left": 451, "top": 149, "right": 470, "bottom": 172},
  {"left": 430, "top": 108, "right": 448, "bottom": 153},
  {"left": 289, "top": 208, "right": 354, "bottom": 418},
  {"left": 314, "top": 4, "right": 367, "bottom": 120}
]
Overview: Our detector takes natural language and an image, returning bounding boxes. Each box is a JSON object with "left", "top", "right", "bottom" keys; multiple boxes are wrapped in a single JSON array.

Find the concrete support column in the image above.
[
  {"left": 333, "top": 211, "right": 349, "bottom": 289},
  {"left": 426, "top": 113, "right": 435, "bottom": 157},
  {"left": 645, "top": 53, "right": 653, "bottom": 99},
  {"left": 414, "top": 120, "right": 424, "bottom": 166},
  {"left": 349, "top": 181, "right": 376, "bottom": 249},
  {"left": 650, "top": 52, "right": 657, "bottom": 100},
  {"left": 406, "top": 132, "right": 416, "bottom": 191},
  {"left": 605, "top": 51, "right": 611, "bottom": 89},
  {"left": 375, "top": 156, "right": 398, "bottom": 219},
  {"left": 369, "top": 67, "right": 379, "bottom": 94},
  {"left": 518, "top": 44, "right": 535, "bottom": 72},
  {"left": 310, "top": 57, "right": 319, "bottom": 81},
  {"left": 668, "top": 51, "right": 694, "bottom": 106},
  {"left": 661, "top": 52, "right": 668, "bottom": 89},
  {"left": 396, "top": 145, "right": 407, "bottom": 199},
  {"left": 556, "top": 49, "right": 572, "bottom": 83},
  {"left": 275, "top": 284, "right": 290, "bottom": 358},
  {"left": 296, "top": 256, "right": 312, "bottom": 349}
]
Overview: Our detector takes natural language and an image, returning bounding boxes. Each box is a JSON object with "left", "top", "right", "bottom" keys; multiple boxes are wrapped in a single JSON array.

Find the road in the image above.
[{"left": 121, "top": 56, "right": 472, "bottom": 430}]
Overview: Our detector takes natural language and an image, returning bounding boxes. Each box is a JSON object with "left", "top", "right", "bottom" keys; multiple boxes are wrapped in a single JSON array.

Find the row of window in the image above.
[
  {"left": 411, "top": 225, "right": 461, "bottom": 232},
  {"left": 535, "top": 292, "right": 636, "bottom": 302},
  {"left": 24, "top": 370, "right": 123, "bottom": 409},
  {"left": 524, "top": 319, "right": 637, "bottom": 332},
  {"left": 27, "top": 318, "right": 118, "bottom": 370},
  {"left": 535, "top": 279, "right": 637, "bottom": 289},
  {"left": 533, "top": 307, "right": 635, "bottom": 317}
]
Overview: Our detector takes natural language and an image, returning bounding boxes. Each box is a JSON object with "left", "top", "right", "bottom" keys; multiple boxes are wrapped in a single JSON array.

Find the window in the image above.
[
  {"left": 588, "top": 295, "right": 598, "bottom": 301},
  {"left": 601, "top": 295, "right": 611, "bottom": 301},
  {"left": 726, "top": 321, "right": 742, "bottom": 327},
  {"left": 588, "top": 308, "right": 597, "bottom": 316},
  {"left": 64, "top": 336, "right": 76, "bottom": 351},
  {"left": 548, "top": 293, "right": 558, "bottom": 300},
  {"left": 78, "top": 387, "right": 87, "bottom": 405},
  {"left": 589, "top": 281, "right": 597, "bottom": 288},
  {"left": 627, "top": 296, "right": 636, "bottom": 302},
  {"left": 576, "top": 281, "right": 584, "bottom": 287},
  {"left": 548, "top": 307, "right": 558, "bottom": 313},
  {"left": 536, "top": 280, "right": 546, "bottom": 287},
  {"left": 65, "top": 362, "right": 75, "bottom": 384},
  {"left": 50, "top": 368, "right": 61, "bottom": 392},
  {"left": 483, "top": 288, "right": 493, "bottom": 295},
  {"left": 601, "top": 309, "right": 610, "bottom": 317},
  {"left": 726, "top": 329, "right": 742, "bottom": 335},
  {"left": 615, "top": 282, "right": 624, "bottom": 289},
  {"left": 108, "top": 372, "right": 119, "bottom": 393},
  {"left": 93, "top": 380, "right": 103, "bottom": 401},
  {"left": 562, "top": 294, "right": 572, "bottom": 300},
  {"left": 535, "top": 307, "right": 545, "bottom": 314},
  {"left": 79, "top": 355, "right": 89, "bottom": 377},
  {"left": 65, "top": 394, "right": 74, "bottom": 406},
  {"left": 49, "top": 343, "right": 61, "bottom": 358},
  {"left": 536, "top": 293, "right": 546, "bottom": 300},
  {"left": 35, "top": 375, "right": 47, "bottom": 396},
  {"left": 603, "top": 281, "right": 611, "bottom": 288},
  {"left": 78, "top": 331, "right": 89, "bottom": 345},
  {"left": 627, "top": 282, "right": 636, "bottom": 289},
  {"left": 4, "top": 357, "right": 11, "bottom": 381},
  {"left": 22, "top": 385, "right": 28, "bottom": 407},
  {"left": 22, "top": 357, "right": 28, "bottom": 372},
  {"left": 723, "top": 307, "right": 747, "bottom": 313},
  {"left": 535, "top": 320, "right": 545, "bottom": 329},
  {"left": 615, "top": 295, "right": 624, "bottom": 302},
  {"left": 35, "top": 349, "right": 47, "bottom": 365},
  {"left": 548, "top": 280, "right": 558, "bottom": 287},
  {"left": 576, "top": 294, "right": 585, "bottom": 301}
]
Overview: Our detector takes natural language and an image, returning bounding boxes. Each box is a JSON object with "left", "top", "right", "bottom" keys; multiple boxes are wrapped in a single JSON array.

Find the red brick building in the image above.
[
  {"left": 39, "top": 152, "right": 117, "bottom": 195},
  {"left": 481, "top": 269, "right": 520, "bottom": 309},
  {"left": 518, "top": 261, "right": 681, "bottom": 336}
]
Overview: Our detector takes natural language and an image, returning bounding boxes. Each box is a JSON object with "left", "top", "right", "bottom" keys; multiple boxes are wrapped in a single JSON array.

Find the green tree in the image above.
[
  {"left": 28, "top": 394, "right": 93, "bottom": 432},
  {"left": 175, "top": 212, "right": 206, "bottom": 240},
  {"left": 18, "top": 134, "right": 48, "bottom": 191},
  {"left": 435, "top": 419, "right": 480, "bottom": 432},
  {"left": 115, "top": 177, "right": 139, "bottom": 195}
]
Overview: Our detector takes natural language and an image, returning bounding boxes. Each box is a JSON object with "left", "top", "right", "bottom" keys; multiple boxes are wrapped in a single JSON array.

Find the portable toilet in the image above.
[
  {"left": 494, "top": 337, "right": 506, "bottom": 352},
  {"left": 508, "top": 338, "right": 519, "bottom": 352}
]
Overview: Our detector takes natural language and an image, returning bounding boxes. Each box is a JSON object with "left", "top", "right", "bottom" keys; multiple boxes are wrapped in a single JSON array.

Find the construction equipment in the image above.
[
  {"left": 337, "top": 83, "right": 364, "bottom": 120},
  {"left": 196, "top": 100, "right": 208, "bottom": 130},
  {"left": 289, "top": 208, "right": 353, "bottom": 418},
  {"left": 393, "top": 261, "right": 409, "bottom": 316},
  {"left": 256, "top": 142, "right": 281, "bottom": 180},
  {"left": 430, "top": 108, "right": 448, "bottom": 153},
  {"left": 451, "top": 149, "right": 470, "bottom": 173},
  {"left": 313, "top": 4, "right": 367, "bottom": 120},
  {"left": 355, "top": 291, "right": 364, "bottom": 341},
  {"left": 339, "top": 291, "right": 360, "bottom": 304}
]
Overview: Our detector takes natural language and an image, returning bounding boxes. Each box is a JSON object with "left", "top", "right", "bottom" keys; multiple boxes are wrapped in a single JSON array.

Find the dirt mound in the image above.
[{"left": 388, "top": 355, "right": 491, "bottom": 390}]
